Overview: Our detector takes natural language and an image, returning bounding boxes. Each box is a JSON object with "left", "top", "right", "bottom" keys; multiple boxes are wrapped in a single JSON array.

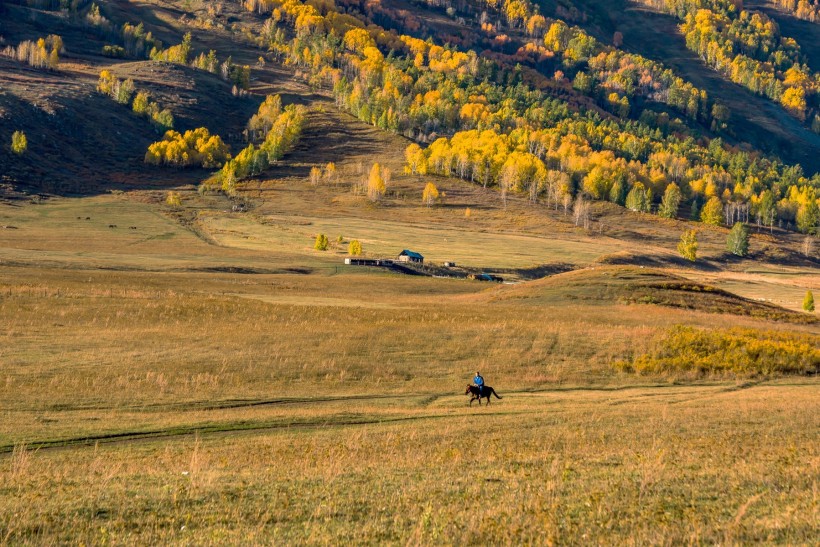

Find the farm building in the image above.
[
  {"left": 398, "top": 250, "right": 424, "bottom": 263},
  {"left": 345, "top": 258, "right": 378, "bottom": 266},
  {"left": 344, "top": 258, "right": 393, "bottom": 266}
]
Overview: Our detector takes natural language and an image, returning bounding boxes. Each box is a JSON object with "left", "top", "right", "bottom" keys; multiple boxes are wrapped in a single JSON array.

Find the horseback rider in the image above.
[{"left": 473, "top": 371, "right": 484, "bottom": 398}]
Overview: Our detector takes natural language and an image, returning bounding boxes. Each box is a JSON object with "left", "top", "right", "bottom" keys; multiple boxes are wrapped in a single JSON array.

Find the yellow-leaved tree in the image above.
[
  {"left": 700, "top": 196, "right": 724, "bottom": 226},
  {"left": 780, "top": 86, "right": 807, "bottom": 121},
  {"left": 422, "top": 182, "right": 439, "bottom": 208},
  {"left": 309, "top": 166, "right": 322, "bottom": 186},
  {"left": 404, "top": 143, "right": 427, "bottom": 175},
  {"left": 678, "top": 230, "right": 698, "bottom": 262},
  {"left": 367, "top": 163, "right": 385, "bottom": 202},
  {"left": 11, "top": 131, "right": 27, "bottom": 155},
  {"left": 323, "top": 162, "right": 337, "bottom": 184},
  {"left": 314, "top": 233, "right": 329, "bottom": 251}
]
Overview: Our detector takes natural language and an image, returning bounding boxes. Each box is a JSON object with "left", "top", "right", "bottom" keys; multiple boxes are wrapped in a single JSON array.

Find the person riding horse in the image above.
[
  {"left": 473, "top": 371, "right": 484, "bottom": 397},
  {"left": 465, "top": 373, "right": 502, "bottom": 405}
]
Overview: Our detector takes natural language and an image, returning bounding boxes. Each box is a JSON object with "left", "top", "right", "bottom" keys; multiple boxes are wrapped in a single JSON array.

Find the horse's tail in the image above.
[{"left": 492, "top": 388, "right": 502, "bottom": 399}]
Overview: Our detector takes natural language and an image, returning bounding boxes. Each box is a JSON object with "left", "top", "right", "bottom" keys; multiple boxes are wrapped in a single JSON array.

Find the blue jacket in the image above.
[{"left": 474, "top": 375, "right": 484, "bottom": 387}]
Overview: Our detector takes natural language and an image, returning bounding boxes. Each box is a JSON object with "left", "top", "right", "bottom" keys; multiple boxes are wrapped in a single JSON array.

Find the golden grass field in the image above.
[
  {"left": 0, "top": 0, "right": 820, "bottom": 545},
  {"left": 0, "top": 0, "right": 818, "bottom": 538},
  {"left": 0, "top": 183, "right": 817, "bottom": 544}
]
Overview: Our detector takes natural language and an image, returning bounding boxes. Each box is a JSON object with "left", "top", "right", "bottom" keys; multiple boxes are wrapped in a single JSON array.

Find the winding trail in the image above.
[{"left": 5, "top": 380, "right": 810, "bottom": 455}]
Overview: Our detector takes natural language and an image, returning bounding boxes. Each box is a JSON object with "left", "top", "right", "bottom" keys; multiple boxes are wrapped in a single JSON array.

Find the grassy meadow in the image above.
[
  {"left": 0, "top": 188, "right": 818, "bottom": 544},
  {"left": 2, "top": 377, "right": 818, "bottom": 544},
  {"left": 0, "top": 0, "right": 818, "bottom": 541}
]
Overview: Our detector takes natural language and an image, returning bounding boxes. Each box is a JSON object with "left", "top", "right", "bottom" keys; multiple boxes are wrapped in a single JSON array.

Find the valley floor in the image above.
[
  {"left": 1, "top": 0, "right": 819, "bottom": 541},
  {"left": 1, "top": 375, "right": 817, "bottom": 544},
  {"left": 0, "top": 192, "right": 817, "bottom": 543}
]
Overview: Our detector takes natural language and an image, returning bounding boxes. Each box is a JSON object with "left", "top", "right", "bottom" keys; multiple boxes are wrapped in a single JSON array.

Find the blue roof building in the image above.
[{"left": 398, "top": 249, "right": 424, "bottom": 263}]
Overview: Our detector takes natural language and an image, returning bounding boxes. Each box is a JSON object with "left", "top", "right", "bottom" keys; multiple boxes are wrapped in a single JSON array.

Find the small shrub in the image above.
[
  {"left": 349, "top": 240, "right": 362, "bottom": 256},
  {"left": 804, "top": 291, "right": 815, "bottom": 312},
  {"left": 166, "top": 191, "right": 182, "bottom": 208}
]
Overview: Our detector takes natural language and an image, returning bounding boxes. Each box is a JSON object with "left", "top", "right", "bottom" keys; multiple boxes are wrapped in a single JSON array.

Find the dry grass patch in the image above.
[
  {"left": 0, "top": 382, "right": 817, "bottom": 544},
  {"left": 494, "top": 266, "right": 816, "bottom": 324}
]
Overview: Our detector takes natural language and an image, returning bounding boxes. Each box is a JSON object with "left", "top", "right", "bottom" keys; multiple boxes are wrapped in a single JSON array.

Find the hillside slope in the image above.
[{"left": 535, "top": 0, "right": 820, "bottom": 173}]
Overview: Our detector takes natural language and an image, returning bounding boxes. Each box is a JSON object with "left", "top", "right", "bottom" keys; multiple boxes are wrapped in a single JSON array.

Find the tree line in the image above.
[
  {"left": 772, "top": 0, "right": 819, "bottom": 24},
  {"left": 237, "top": 0, "right": 818, "bottom": 234},
  {"left": 410, "top": 0, "right": 724, "bottom": 129},
  {"left": 97, "top": 70, "right": 175, "bottom": 131},
  {"left": 636, "top": 0, "right": 820, "bottom": 132},
  {"left": 78, "top": 2, "right": 252, "bottom": 91},
  {"left": 1, "top": 35, "right": 62, "bottom": 70},
  {"left": 205, "top": 94, "right": 308, "bottom": 195}
]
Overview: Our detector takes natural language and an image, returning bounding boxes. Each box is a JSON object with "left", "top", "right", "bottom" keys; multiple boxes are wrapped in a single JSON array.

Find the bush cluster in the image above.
[
  {"left": 618, "top": 326, "right": 819, "bottom": 377},
  {"left": 145, "top": 128, "right": 230, "bottom": 168}
]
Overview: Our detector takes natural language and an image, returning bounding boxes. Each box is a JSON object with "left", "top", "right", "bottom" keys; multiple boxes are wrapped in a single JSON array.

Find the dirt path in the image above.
[{"left": 4, "top": 381, "right": 806, "bottom": 455}]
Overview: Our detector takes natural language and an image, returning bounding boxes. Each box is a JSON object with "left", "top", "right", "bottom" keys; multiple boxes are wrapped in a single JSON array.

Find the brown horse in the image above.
[{"left": 465, "top": 384, "right": 502, "bottom": 406}]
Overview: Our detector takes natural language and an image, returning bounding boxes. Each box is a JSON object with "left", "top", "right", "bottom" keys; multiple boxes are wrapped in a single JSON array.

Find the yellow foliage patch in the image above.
[{"left": 618, "top": 326, "right": 819, "bottom": 377}]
